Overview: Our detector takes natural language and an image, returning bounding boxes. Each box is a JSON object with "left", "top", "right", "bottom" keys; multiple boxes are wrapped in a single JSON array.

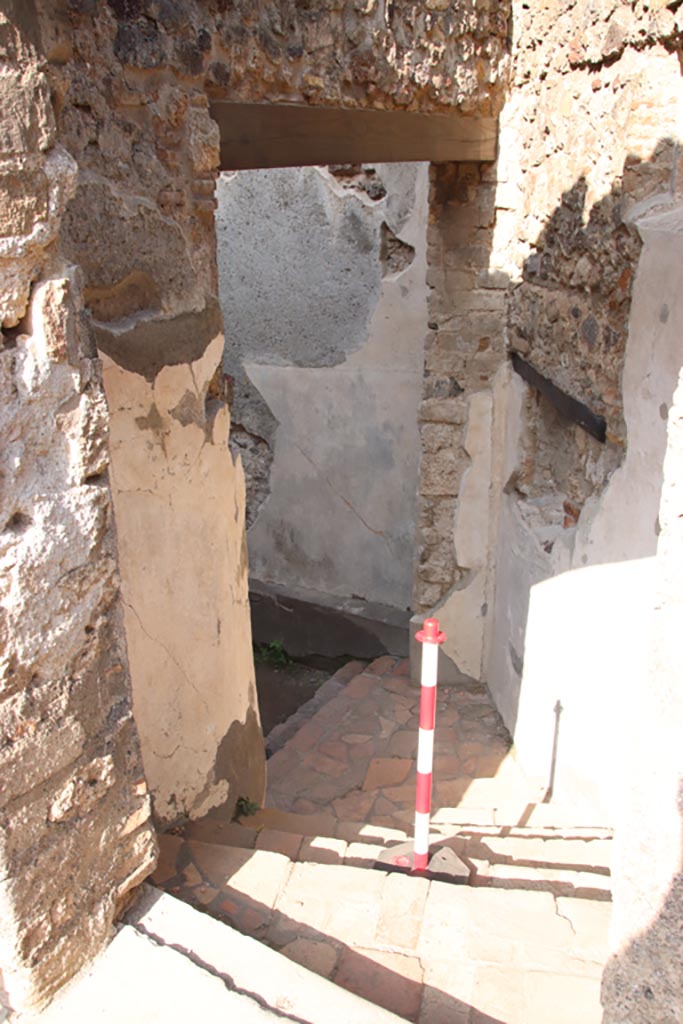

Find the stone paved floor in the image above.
[
  {"left": 263, "top": 655, "right": 540, "bottom": 830},
  {"left": 154, "top": 825, "right": 612, "bottom": 1024},
  {"left": 153, "top": 655, "right": 614, "bottom": 1024}
]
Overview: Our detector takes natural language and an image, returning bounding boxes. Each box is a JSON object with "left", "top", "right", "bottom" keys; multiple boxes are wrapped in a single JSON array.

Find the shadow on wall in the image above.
[{"left": 482, "top": 139, "right": 683, "bottom": 818}]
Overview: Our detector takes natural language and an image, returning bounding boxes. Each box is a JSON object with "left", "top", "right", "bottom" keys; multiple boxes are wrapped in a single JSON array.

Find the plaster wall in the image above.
[
  {"left": 602, "top": 305, "right": 683, "bottom": 1022},
  {"left": 102, "top": 335, "right": 265, "bottom": 826},
  {"left": 217, "top": 163, "right": 429, "bottom": 611},
  {"left": 487, "top": 139, "right": 683, "bottom": 823},
  {"left": 416, "top": 4, "right": 683, "bottom": 821}
]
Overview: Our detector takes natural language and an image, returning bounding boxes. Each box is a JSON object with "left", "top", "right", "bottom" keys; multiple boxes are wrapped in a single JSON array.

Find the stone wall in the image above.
[
  {"left": 1, "top": 0, "right": 510, "bottom": 1010},
  {"left": 0, "top": 6, "right": 156, "bottom": 1012},
  {"left": 46, "top": 2, "right": 265, "bottom": 833},
  {"left": 217, "top": 162, "right": 428, "bottom": 613},
  {"left": 415, "top": 1, "right": 683, "bottom": 800}
]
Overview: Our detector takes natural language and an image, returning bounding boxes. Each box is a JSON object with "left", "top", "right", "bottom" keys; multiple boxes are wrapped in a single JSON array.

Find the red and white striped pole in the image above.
[{"left": 413, "top": 617, "right": 446, "bottom": 871}]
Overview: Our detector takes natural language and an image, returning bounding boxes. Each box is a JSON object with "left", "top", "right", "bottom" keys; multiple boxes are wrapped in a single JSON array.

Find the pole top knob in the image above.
[{"left": 415, "top": 617, "right": 446, "bottom": 644}]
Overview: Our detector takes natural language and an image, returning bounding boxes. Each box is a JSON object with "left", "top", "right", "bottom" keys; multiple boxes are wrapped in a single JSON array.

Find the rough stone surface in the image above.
[
  {"left": 0, "top": 0, "right": 508, "bottom": 1006},
  {"left": 0, "top": 9, "right": 158, "bottom": 1013},
  {"left": 2, "top": 1, "right": 682, "bottom": 1020}
]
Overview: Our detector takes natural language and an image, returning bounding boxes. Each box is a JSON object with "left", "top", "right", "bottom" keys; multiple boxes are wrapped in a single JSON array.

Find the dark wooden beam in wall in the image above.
[
  {"left": 209, "top": 101, "right": 497, "bottom": 170},
  {"left": 511, "top": 352, "right": 607, "bottom": 443}
]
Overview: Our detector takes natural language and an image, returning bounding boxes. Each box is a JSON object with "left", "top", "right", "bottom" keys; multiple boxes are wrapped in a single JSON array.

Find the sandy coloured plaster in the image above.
[{"left": 101, "top": 333, "right": 265, "bottom": 825}]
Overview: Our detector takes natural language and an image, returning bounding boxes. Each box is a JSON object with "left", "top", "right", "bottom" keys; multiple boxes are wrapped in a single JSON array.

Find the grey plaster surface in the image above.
[
  {"left": 216, "top": 163, "right": 428, "bottom": 612},
  {"left": 217, "top": 167, "right": 382, "bottom": 371}
]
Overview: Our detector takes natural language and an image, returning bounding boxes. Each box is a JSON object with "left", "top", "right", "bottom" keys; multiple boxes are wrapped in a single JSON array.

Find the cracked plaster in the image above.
[{"left": 101, "top": 333, "right": 265, "bottom": 824}]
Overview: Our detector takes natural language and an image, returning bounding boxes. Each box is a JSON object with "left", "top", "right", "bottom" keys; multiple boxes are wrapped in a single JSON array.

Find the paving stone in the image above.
[
  {"left": 335, "top": 947, "right": 423, "bottom": 1021},
  {"left": 388, "top": 730, "right": 418, "bottom": 757},
  {"left": 365, "top": 656, "right": 398, "bottom": 677},
  {"left": 281, "top": 937, "right": 339, "bottom": 978},
  {"left": 433, "top": 754, "right": 464, "bottom": 778},
  {"left": 466, "top": 888, "right": 574, "bottom": 964},
  {"left": 190, "top": 843, "right": 292, "bottom": 920},
  {"left": 272, "top": 862, "right": 387, "bottom": 948},
  {"left": 130, "top": 887, "right": 407, "bottom": 1024},
  {"left": 346, "top": 675, "right": 377, "bottom": 698},
  {"left": 303, "top": 750, "right": 351, "bottom": 778},
  {"left": 166, "top": 659, "right": 614, "bottom": 1024},
  {"left": 363, "top": 758, "right": 413, "bottom": 791},
  {"left": 292, "top": 797, "right": 330, "bottom": 815},
  {"left": 471, "top": 964, "right": 525, "bottom": 1024},
  {"left": 523, "top": 970, "right": 603, "bottom": 1024},
  {"left": 434, "top": 778, "right": 470, "bottom": 804},
  {"left": 289, "top": 719, "right": 326, "bottom": 752},
  {"left": 255, "top": 829, "right": 303, "bottom": 860},
  {"left": 193, "top": 884, "right": 219, "bottom": 905},
  {"left": 420, "top": 960, "right": 478, "bottom": 1024},
  {"left": 380, "top": 675, "right": 417, "bottom": 696},
  {"left": 300, "top": 836, "right": 348, "bottom": 864},
  {"left": 332, "top": 790, "right": 377, "bottom": 820},
  {"left": 418, "top": 881, "right": 471, "bottom": 961},
  {"left": 382, "top": 783, "right": 417, "bottom": 805},
  {"left": 376, "top": 872, "right": 430, "bottom": 950},
  {"left": 319, "top": 739, "right": 350, "bottom": 761},
  {"left": 373, "top": 795, "right": 399, "bottom": 816},
  {"left": 555, "top": 897, "right": 611, "bottom": 961}
]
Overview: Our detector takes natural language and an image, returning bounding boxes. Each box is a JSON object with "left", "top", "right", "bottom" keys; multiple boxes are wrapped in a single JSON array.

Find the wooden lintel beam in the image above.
[
  {"left": 511, "top": 352, "right": 607, "bottom": 443},
  {"left": 209, "top": 101, "right": 497, "bottom": 171}
]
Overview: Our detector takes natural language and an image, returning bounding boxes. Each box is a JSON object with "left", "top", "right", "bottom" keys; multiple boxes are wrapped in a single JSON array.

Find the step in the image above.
[
  {"left": 128, "top": 885, "right": 406, "bottom": 1024},
  {"left": 177, "top": 806, "right": 612, "bottom": 899},
  {"left": 24, "top": 908, "right": 371, "bottom": 1024},
  {"left": 160, "top": 826, "right": 611, "bottom": 910},
  {"left": 151, "top": 841, "right": 611, "bottom": 1024}
]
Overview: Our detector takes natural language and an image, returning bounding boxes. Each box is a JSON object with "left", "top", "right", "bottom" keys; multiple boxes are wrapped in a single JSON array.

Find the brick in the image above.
[
  {"left": 151, "top": 834, "right": 183, "bottom": 885},
  {"left": 300, "top": 836, "right": 347, "bottom": 865},
  {"left": 255, "top": 829, "right": 303, "bottom": 860}
]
